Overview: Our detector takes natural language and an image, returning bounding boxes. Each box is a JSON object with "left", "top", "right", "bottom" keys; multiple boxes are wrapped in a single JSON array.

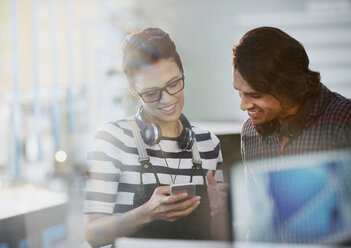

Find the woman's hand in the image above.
[
  {"left": 206, "top": 171, "right": 229, "bottom": 216},
  {"left": 144, "top": 186, "right": 201, "bottom": 222}
]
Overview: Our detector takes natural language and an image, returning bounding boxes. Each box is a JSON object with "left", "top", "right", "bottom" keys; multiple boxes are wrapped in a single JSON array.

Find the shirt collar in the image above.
[{"left": 309, "top": 83, "right": 332, "bottom": 118}]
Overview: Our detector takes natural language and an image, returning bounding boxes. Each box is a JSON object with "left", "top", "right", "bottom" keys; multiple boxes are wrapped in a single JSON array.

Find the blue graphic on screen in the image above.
[
  {"left": 265, "top": 161, "right": 349, "bottom": 243},
  {"left": 238, "top": 152, "right": 351, "bottom": 244}
]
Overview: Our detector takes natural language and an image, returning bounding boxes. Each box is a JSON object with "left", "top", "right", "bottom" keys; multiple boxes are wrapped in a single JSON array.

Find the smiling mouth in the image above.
[
  {"left": 248, "top": 110, "right": 262, "bottom": 118},
  {"left": 248, "top": 110, "right": 259, "bottom": 114},
  {"left": 160, "top": 103, "right": 176, "bottom": 113}
]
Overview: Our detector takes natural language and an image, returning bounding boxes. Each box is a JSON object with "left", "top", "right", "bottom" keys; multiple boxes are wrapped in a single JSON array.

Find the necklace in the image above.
[{"left": 158, "top": 143, "right": 182, "bottom": 185}]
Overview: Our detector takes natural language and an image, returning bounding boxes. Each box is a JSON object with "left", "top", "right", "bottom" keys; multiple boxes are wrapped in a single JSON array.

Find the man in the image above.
[{"left": 232, "top": 26, "right": 351, "bottom": 163}]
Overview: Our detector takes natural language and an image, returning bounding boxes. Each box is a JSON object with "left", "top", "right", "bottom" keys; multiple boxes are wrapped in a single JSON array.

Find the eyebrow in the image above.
[
  {"left": 140, "top": 75, "right": 182, "bottom": 92},
  {"left": 242, "top": 91, "right": 261, "bottom": 96},
  {"left": 233, "top": 86, "right": 261, "bottom": 96}
]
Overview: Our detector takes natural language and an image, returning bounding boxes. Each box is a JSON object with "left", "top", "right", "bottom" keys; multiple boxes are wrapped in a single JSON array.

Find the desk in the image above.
[
  {"left": 0, "top": 184, "right": 68, "bottom": 248},
  {"left": 115, "top": 238, "right": 232, "bottom": 248},
  {"left": 115, "top": 238, "right": 347, "bottom": 248},
  {"left": 192, "top": 121, "right": 242, "bottom": 135}
]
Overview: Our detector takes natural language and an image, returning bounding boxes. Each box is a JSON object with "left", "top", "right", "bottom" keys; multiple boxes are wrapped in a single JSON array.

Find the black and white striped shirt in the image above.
[{"left": 84, "top": 119, "right": 223, "bottom": 215}]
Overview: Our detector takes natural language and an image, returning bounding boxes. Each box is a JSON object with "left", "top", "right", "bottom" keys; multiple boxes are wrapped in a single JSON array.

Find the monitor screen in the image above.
[{"left": 230, "top": 150, "right": 351, "bottom": 245}]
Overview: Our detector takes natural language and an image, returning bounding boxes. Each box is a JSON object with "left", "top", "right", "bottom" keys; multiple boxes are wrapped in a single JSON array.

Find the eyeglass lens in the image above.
[{"left": 141, "top": 77, "right": 184, "bottom": 102}]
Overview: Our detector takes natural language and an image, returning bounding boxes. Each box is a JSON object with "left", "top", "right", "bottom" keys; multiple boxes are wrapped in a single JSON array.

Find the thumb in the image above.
[
  {"left": 156, "top": 186, "right": 171, "bottom": 195},
  {"left": 206, "top": 170, "right": 217, "bottom": 186}
]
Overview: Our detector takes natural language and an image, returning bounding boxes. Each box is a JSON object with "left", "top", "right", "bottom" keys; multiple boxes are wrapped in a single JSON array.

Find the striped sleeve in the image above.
[
  {"left": 210, "top": 132, "right": 224, "bottom": 183},
  {"left": 84, "top": 122, "right": 123, "bottom": 215}
]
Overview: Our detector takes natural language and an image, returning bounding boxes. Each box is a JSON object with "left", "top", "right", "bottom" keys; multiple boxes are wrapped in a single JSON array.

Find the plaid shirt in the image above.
[{"left": 241, "top": 83, "right": 351, "bottom": 162}]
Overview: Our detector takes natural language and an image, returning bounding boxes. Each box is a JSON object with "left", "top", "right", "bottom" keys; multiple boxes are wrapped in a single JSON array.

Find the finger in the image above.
[
  {"left": 217, "top": 183, "right": 229, "bottom": 191},
  {"left": 175, "top": 200, "right": 200, "bottom": 217},
  {"left": 211, "top": 209, "right": 218, "bottom": 217},
  {"left": 163, "top": 196, "right": 200, "bottom": 213},
  {"left": 164, "top": 192, "right": 188, "bottom": 204},
  {"left": 206, "top": 170, "right": 217, "bottom": 186},
  {"left": 156, "top": 186, "right": 171, "bottom": 195},
  {"left": 166, "top": 200, "right": 201, "bottom": 219},
  {"left": 211, "top": 206, "right": 228, "bottom": 217},
  {"left": 211, "top": 204, "right": 224, "bottom": 216},
  {"left": 167, "top": 196, "right": 201, "bottom": 212},
  {"left": 168, "top": 216, "right": 181, "bottom": 222}
]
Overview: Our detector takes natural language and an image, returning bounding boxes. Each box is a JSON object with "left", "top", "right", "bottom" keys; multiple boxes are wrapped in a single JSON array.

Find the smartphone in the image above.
[{"left": 170, "top": 183, "right": 196, "bottom": 199}]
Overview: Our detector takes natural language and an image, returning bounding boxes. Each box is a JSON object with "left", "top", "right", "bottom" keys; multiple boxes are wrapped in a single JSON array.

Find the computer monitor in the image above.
[{"left": 230, "top": 150, "right": 351, "bottom": 245}]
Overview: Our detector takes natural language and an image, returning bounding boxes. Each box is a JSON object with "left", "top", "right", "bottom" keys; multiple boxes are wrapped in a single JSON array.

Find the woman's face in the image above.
[{"left": 132, "top": 58, "right": 185, "bottom": 126}]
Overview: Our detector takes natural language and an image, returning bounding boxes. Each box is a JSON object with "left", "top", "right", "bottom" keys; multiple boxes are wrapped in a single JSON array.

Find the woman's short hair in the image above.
[
  {"left": 122, "top": 27, "right": 183, "bottom": 84},
  {"left": 232, "top": 26, "right": 321, "bottom": 108}
]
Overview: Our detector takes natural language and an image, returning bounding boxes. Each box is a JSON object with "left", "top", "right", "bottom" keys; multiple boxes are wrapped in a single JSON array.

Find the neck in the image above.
[
  {"left": 160, "top": 121, "right": 182, "bottom": 138},
  {"left": 277, "top": 105, "right": 301, "bottom": 125}
]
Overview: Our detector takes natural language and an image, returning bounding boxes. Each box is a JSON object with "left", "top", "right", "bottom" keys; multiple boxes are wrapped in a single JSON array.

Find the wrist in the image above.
[{"left": 140, "top": 201, "right": 154, "bottom": 224}]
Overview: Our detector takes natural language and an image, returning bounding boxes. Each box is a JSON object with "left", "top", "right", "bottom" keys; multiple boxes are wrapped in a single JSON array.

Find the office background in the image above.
[{"left": 0, "top": 0, "right": 350, "bottom": 247}]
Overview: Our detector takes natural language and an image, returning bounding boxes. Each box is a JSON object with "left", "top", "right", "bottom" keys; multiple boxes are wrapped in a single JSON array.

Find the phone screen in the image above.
[{"left": 170, "top": 183, "right": 196, "bottom": 198}]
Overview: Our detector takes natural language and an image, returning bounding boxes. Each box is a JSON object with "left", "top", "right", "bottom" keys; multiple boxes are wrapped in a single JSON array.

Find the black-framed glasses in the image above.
[{"left": 135, "top": 75, "right": 185, "bottom": 103}]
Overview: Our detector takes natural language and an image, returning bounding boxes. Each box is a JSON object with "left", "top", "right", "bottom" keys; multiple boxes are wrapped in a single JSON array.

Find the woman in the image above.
[{"left": 84, "top": 27, "right": 229, "bottom": 247}]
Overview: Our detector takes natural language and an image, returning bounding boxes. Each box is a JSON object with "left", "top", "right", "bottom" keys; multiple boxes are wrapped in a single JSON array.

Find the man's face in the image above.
[{"left": 233, "top": 69, "right": 292, "bottom": 125}]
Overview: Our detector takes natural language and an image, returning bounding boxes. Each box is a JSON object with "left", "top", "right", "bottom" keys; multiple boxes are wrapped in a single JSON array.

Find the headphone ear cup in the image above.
[
  {"left": 135, "top": 107, "right": 162, "bottom": 145},
  {"left": 281, "top": 116, "right": 304, "bottom": 139},
  {"left": 140, "top": 123, "right": 162, "bottom": 145},
  {"left": 178, "top": 127, "right": 195, "bottom": 150},
  {"left": 255, "top": 120, "right": 279, "bottom": 136},
  {"left": 280, "top": 98, "right": 315, "bottom": 139},
  {"left": 187, "top": 130, "right": 195, "bottom": 149},
  {"left": 178, "top": 114, "right": 195, "bottom": 150}
]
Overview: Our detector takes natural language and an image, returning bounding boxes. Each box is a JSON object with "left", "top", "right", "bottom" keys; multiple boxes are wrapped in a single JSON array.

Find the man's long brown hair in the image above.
[{"left": 233, "top": 26, "right": 321, "bottom": 108}]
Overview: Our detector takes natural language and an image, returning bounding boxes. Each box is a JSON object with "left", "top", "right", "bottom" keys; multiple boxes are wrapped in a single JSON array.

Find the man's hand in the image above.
[
  {"left": 145, "top": 186, "right": 201, "bottom": 222},
  {"left": 206, "top": 171, "right": 229, "bottom": 216}
]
